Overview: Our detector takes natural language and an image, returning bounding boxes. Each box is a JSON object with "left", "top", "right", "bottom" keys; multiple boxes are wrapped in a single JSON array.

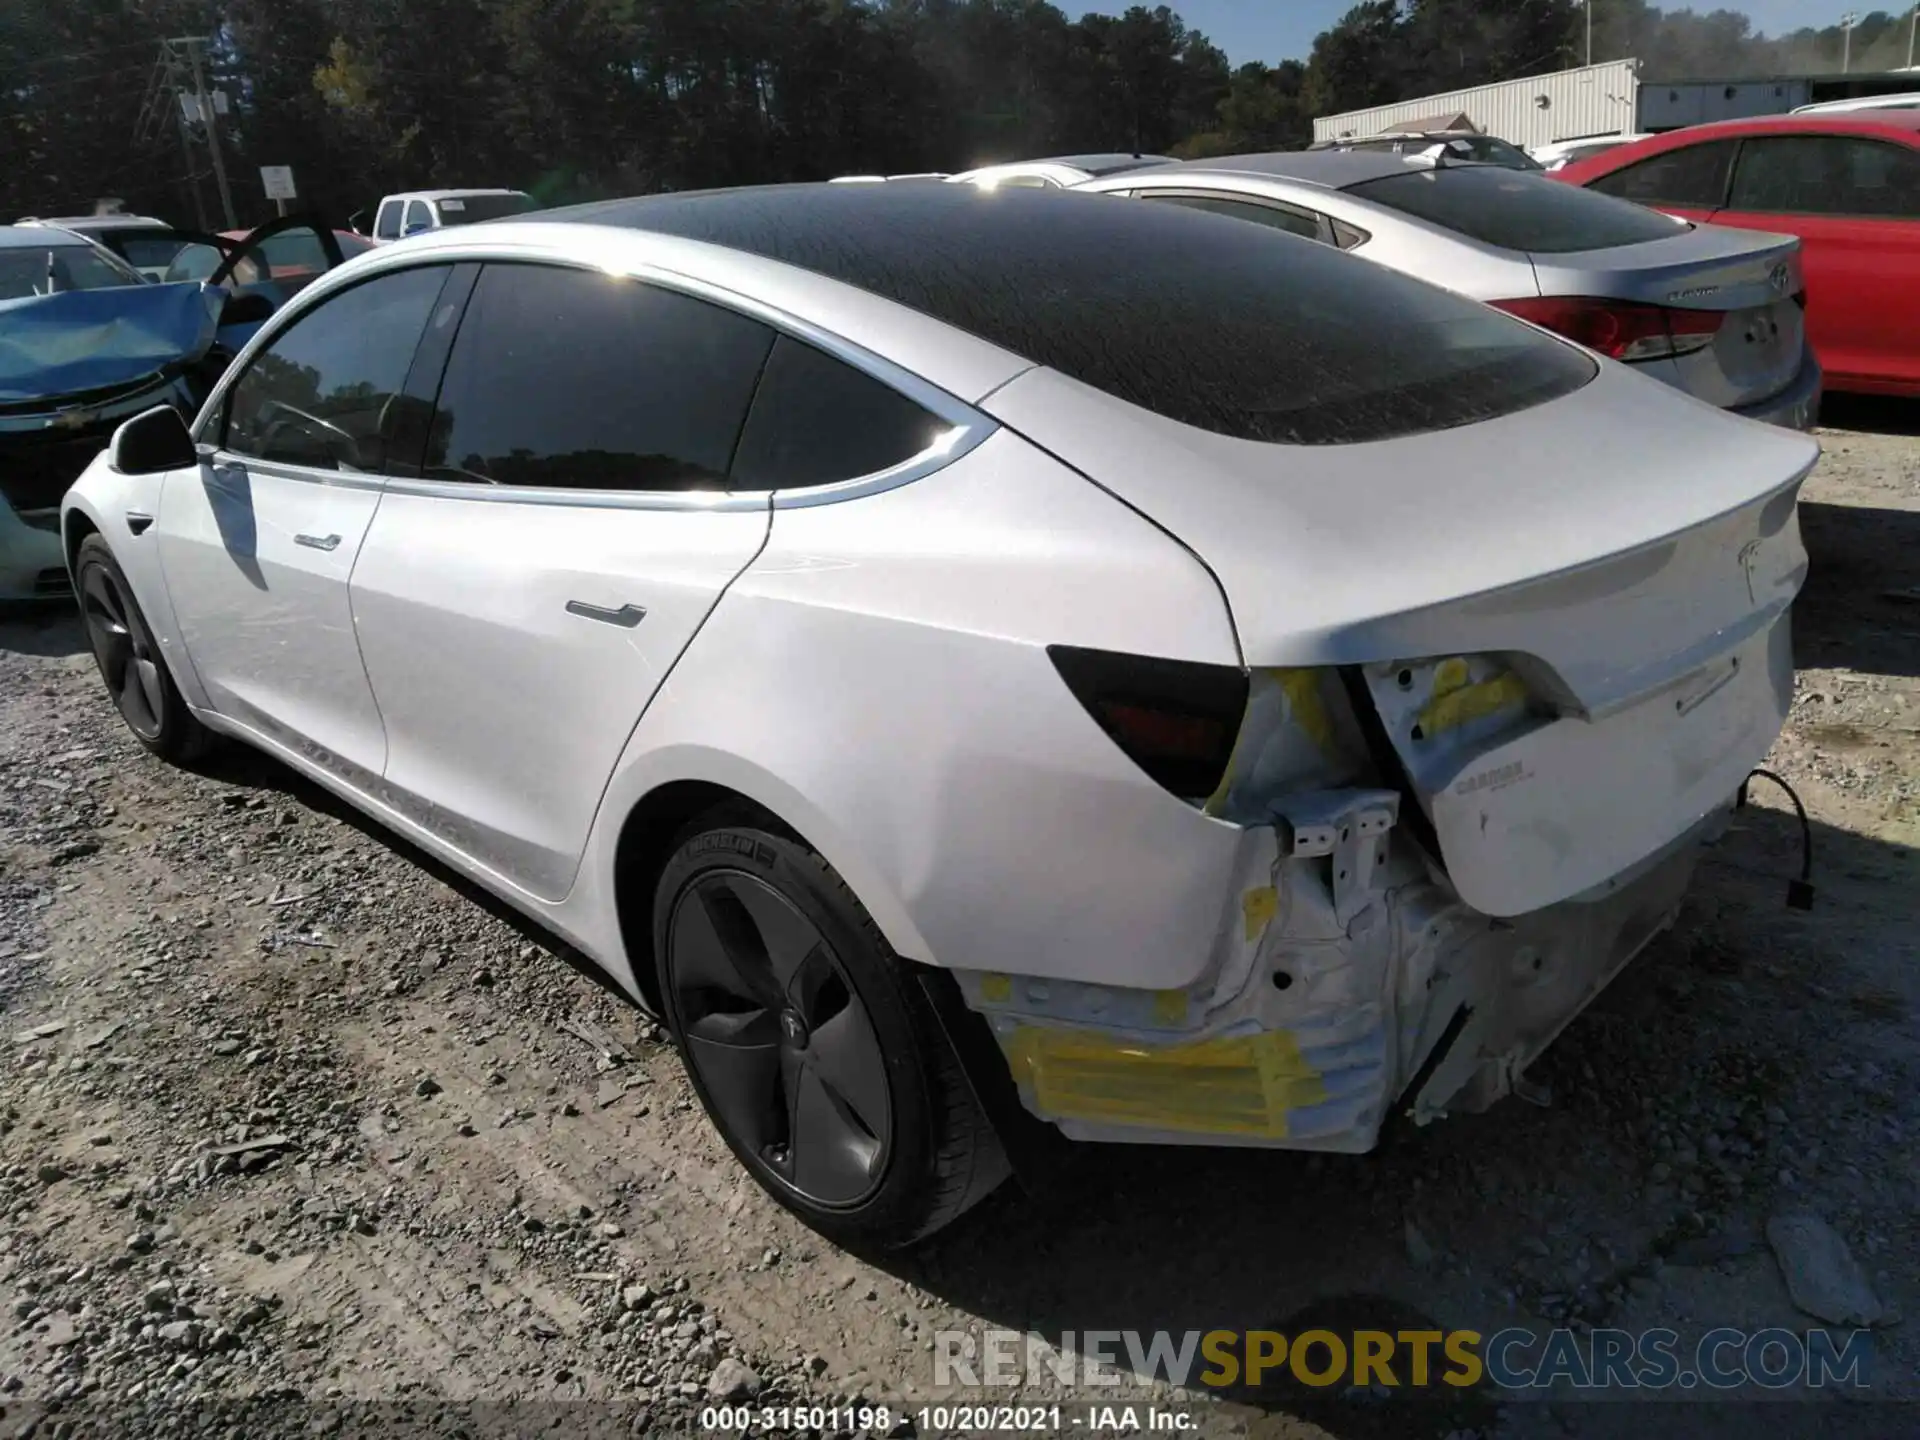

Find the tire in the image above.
[
  {"left": 653, "top": 812, "right": 1008, "bottom": 1248},
  {"left": 74, "top": 534, "right": 214, "bottom": 765}
]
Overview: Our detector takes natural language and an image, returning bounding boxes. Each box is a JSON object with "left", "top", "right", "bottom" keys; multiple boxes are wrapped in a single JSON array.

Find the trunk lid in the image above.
[
  {"left": 1528, "top": 225, "right": 1806, "bottom": 409},
  {"left": 985, "top": 360, "right": 1818, "bottom": 915}
]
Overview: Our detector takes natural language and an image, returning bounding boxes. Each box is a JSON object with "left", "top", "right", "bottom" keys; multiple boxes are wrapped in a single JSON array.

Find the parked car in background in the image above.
[
  {"left": 1530, "top": 134, "right": 1653, "bottom": 172},
  {"left": 1312, "top": 131, "right": 1543, "bottom": 170},
  {"left": 1792, "top": 92, "right": 1920, "bottom": 115},
  {"left": 1074, "top": 150, "right": 1818, "bottom": 429},
  {"left": 17, "top": 215, "right": 190, "bottom": 280},
  {"left": 217, "top": 226, "right": 373, "bottom": 282},
  {"left": 65, "top": 182, "right": 1816, "bottom": 1245},
  {"left": 0, "top": 217, "right": 354, "bottom": 601},
  {"left": 1557, "top": 112, "right": 1920, "bottom": 396},
  {"left": 359, "top": 189, "right": 538, "bottom": 242},
  {"left": 945, "top": 153, "right": 1177, "bottom": 189}
]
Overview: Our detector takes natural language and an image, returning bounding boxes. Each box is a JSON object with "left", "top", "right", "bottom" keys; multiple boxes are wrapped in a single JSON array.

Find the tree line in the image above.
[{"left": 0, "top": 1, "right": 1891, "bottom": 228}]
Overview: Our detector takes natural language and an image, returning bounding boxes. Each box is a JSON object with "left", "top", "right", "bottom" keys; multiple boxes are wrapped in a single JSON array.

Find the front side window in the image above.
[
  {"left": 731, "top": 336, "right": 945, "bottom": 489},
  {"left": 1589, "top": 140, "right": 1737, "bottom": 209},
  {"left": 424, "top": 264, "right": 774, "bottom": 490},
  {"left": 374, "top": 203, "right": 402, "bottom": 241},
  {"left": 1729, "top": 135, "right": 1920, "bottom": 218},
  {"left": 1349, "top": 166, "right": 1687, "bottom": 252},
  {"left": 223, "top": 265, "right": 452, "bottom": 471},
  {"left": 1137, "top": 191, "right": 1324, "bottom": 242}
]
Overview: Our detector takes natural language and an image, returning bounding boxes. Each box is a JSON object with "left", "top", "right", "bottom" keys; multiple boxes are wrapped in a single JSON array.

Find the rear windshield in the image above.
[
  {"left": 438, "top": 193, "right": 537, "bottom": 225},
  {"left": 588, "top": 183, "right": 1594, "bottom": 447},
  {"left": 1348, "top": 166, "right": 1687, "bottom": 253}
]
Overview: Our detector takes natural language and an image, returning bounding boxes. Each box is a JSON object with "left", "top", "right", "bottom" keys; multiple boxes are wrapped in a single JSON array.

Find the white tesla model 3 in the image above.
[{"left": 62, "top": 183, "right": 1818, "bottom": 1246}]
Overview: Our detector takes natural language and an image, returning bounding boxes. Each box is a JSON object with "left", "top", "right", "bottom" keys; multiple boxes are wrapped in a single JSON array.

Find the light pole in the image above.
[
  {"left": 1583, "top": 0, "right": 1593, "bottom": 67},
  {"left": 1841, "top": 11, "right": 1858, "bottom": 73},
  {"left": 1908, "top": 4, "right": 1916, "bottom": 69}
]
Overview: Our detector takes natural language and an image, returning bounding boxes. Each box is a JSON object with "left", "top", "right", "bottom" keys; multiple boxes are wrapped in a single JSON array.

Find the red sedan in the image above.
[{"left": 1557, "top": 112, "right": 1920, "bottom": 397}]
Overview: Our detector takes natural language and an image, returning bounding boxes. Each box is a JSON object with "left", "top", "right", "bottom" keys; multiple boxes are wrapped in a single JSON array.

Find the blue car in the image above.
[{"left": 0, "top": 216, "right": 347, "bottom": 600}]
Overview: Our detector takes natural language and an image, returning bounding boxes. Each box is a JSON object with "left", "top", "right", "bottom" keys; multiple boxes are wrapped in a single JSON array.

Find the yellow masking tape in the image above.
[
  {"left": 1275, "top": 668, "right": 1337, "bottom": 755},
  {"left": 1431, "top": 656, "right": 1472, "bottom": 698},
  {"left": 979, "top": 972, "right": 1012, "bottom": 1003},
  {"left": 1242, "top": 885, "right": 1279, "bottom": 942},
  {"left": 1153, "top": 989, "right": 1189, "bottom": 1025},
  {"left": 1001, "top": 1026, "right": 1328, "bottom": 1139},
  {"left": 1416, "top": 671, "right": 1529, "bottom": 739}
]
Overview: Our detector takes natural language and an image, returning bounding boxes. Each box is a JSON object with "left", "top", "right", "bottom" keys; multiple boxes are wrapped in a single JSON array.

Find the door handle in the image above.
[
  {"left": 565, "top": 600, "right": 647, "bottom": 628},
  {"left": 294, "top": 532, "right": 342, "bottom": 552},
  {"left": 125, "top": 511, "right": 154, "bottom": 536}
]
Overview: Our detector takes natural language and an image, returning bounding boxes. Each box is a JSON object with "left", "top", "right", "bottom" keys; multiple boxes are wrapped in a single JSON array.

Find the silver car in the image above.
[{"left": 1075, "top": 149, "right": 1820, "bottom": 429}]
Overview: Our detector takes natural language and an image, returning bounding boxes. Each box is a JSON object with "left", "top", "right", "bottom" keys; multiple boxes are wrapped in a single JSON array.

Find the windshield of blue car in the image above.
[
  {"left": 435, "top": 194, "right": 537, "bottom": 225},
  {"left": 1346, "top": 166, "right": 1688, "bottom": 253},
  {"left": 0, "top": 243, "right": 144, "bottom": 301}
]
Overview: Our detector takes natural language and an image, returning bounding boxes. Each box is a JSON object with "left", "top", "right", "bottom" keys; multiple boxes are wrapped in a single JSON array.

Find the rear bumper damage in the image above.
[{"left": 955, "top": 612, "right": 1793, "bottom": 1151}]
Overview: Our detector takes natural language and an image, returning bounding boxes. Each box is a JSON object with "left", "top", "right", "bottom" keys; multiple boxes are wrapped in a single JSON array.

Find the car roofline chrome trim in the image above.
[{"left": 188, "top": 235, "right": 1000, "bottom": 510}]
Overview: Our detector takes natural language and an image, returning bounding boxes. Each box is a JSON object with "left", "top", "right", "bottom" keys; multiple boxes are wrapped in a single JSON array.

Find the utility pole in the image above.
[
  {"left": 172, "top": 86, "right": 211, "bottom": 229},
  {"left": 134, "top": 45, "right": 208, "bottom": 228},
  {"left": 176, "top": 37, "right": 237, "bottom": 229},
  {"left": 1908, "top": 4, "right": 1916, "bottom": 69},
  {"left": 1839, "top": 12, "right": 1858, "bottom": 73},
  {"left": 1585, "top": 0, "right": 1594, "bottom": 68}
]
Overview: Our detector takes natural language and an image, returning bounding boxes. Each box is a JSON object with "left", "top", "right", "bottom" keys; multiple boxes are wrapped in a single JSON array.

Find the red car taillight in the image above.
[
  {"left": 1490, "top": 295, "right": 1723, "bottom": 363},
  {"left": 1048, "top": 646, "right": 1247, "bottom": 800}
]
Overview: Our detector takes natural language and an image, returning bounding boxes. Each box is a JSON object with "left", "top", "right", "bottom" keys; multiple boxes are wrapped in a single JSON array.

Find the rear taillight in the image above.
[
  {"left": 1490, "top": 295, "right": 1722, "bottom": 363},
  {"left": 1048, "top": 646, "right": 1247, "bottom": 799}
]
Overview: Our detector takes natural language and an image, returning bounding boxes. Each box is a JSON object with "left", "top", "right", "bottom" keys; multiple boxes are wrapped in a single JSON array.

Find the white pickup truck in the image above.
[{"left": 359, "top": 189, "right": 537, "bottom": 243}]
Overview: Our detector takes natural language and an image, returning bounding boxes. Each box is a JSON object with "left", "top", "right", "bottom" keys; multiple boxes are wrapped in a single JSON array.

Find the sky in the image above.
[{"left": 1078, "top": 1, "right": 1867, "bottom": 67}]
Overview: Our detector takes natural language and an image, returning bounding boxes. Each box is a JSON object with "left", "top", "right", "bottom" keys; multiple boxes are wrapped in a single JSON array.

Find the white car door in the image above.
[
  {"left": 346, "top": 262, "right": 780, "bottom": 901},
  {"left": 156, "top": 263, "right": 458, "bottom": 782}
]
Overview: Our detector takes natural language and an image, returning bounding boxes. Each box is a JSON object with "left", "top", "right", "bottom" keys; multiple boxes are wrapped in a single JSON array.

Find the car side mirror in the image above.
[
  {"left": 110, "top": 405, "right": 197, "bottom": 476},
  {"left": 220, "top": 291, "right": 275, "bottom": 326},
  {"left": 348, "top": 209, "right": 369, "bottom": 235}
]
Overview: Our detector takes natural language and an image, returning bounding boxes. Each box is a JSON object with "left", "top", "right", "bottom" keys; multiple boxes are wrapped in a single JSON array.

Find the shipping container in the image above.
[{"left": 1313, "top": 60, "right": 1642, "bottom": 151}]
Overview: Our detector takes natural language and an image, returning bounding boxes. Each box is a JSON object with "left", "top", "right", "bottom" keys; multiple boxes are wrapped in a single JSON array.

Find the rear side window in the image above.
[
  {"left": 425, "top": 263, "right": 774, "bottom": 490},
  {"left": 1348, "top": 167, "right": 1686, "bottom": 252},
  {"left": 404, "top": 200, "right": 431, "bottom": 233},
  {"left": 223, "top": 265, "right": 452, "bottom": 470},
  {"left": 1137, "top": 191, "right": 1324, "bottom": 242},
  {"left": 731, "top": 336, "right": 945, "bottom": 489},
  {"left": 1588, "top": 140, "right": 1737, "bottom": 209},
  {"left": 435, "top": 193, "right": 536, "bottom": 225},
  {"left": 1729, "top": 135, "right": 1920, "bottom": 218}
]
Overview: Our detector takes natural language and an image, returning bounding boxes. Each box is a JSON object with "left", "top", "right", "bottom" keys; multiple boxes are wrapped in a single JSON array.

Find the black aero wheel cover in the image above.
[
  {"left": 79, "top": 560, "right": 165, "bottom": 741},
  {"left": 666, "top": 868, "right": 893, "bottom": 1208}
]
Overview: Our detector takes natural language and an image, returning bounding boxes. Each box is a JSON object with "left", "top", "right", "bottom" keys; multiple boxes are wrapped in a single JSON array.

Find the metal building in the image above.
[
  {"left": 1638, "top": 71, "right": 1920, "bottom": 129},
  {"left": 1313, "top": 59, "right": 1642, "bottom": 150}
]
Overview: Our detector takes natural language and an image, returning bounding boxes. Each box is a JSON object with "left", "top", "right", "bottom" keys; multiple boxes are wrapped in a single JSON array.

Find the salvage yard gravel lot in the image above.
[{"left": 2, "top": 404, "right": 1916, "bottom": 1439}]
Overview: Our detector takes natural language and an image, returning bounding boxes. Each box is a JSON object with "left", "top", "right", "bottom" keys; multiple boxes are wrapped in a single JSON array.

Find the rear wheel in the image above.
[
  {"left": 653, "top": 815, "right": 1007, "bottom": 1247},
  {"left": 75, "top": 535, "right": 212, "bottom": 764}
]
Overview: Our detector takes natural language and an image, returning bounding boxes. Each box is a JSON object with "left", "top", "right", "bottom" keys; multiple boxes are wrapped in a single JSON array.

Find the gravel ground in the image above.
[{"left": 1, "top": 405, "right": 1915, "bottom": 1440}]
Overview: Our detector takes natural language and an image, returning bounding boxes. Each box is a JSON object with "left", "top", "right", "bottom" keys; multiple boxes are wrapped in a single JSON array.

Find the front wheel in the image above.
[
  {"left": 653, "top": 816, "right": 1007, "bottom": 1247},
  {"left": 75, "top": 534, "right": 213, "bottom": 764}
]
